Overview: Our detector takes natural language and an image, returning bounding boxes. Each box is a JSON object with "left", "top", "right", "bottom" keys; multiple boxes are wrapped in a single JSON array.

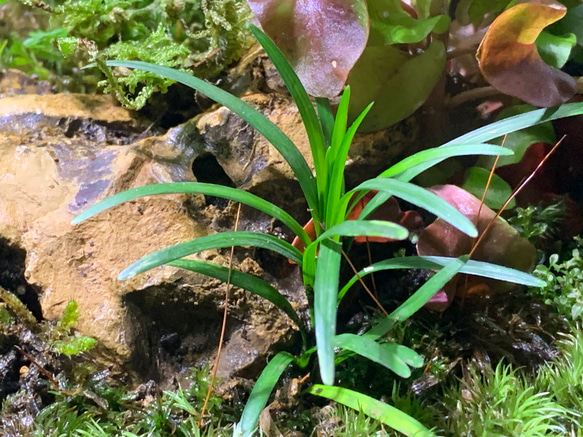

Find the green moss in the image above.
[
  {"left": 4, "top": 0, "right": 254, "bottom": 108},
  {"left": 30, "top": 364, "right": 231, "bottom": 437}
]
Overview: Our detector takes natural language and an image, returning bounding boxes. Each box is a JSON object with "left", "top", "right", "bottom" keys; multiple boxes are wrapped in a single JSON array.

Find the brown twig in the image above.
[
  {"left": 469, "top": 135, "right": 566, "bottom": 259},
  {"left": 341, "top": 250, "right": 388, "bottom": 315},
  {"left": 199, "top": 203, "right": 242, "bottom": 426}
]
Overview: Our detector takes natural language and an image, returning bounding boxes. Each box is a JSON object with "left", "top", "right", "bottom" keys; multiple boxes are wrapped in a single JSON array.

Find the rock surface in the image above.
[{"left": 0, "top": 69, "right": 418, "bottom": 380}]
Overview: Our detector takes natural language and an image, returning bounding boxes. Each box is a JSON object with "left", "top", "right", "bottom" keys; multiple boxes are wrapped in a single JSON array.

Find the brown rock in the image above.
[{"left": 0, "top": 84, "right": 419, "bottom": 380}]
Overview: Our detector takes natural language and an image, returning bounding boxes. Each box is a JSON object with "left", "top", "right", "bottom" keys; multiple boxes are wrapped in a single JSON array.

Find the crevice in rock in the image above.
[
  {"left": 192, "top": 154, "right": 236, "bottom": 210},
  {"left": 0, "top": 237, "right": 42, "bottom": 321},
  {"left": 123, "top": 286, "right": 240, "bottom": 385}
]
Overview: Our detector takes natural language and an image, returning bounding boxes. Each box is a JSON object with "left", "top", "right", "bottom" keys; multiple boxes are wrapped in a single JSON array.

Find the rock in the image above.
[
  {"left": 0, "top": 90, "right": 307, "bottom": 379},
  {"left": 0, "top": 82, "right": 418, "bottom": 380},
  {"left": 0, "top": 69, "right": 53, "bottom": 98}
]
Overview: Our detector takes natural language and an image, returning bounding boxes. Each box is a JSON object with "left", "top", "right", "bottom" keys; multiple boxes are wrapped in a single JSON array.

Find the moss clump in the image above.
[{"left": 3, "top": 0, "right": 254, "bottom": 108}]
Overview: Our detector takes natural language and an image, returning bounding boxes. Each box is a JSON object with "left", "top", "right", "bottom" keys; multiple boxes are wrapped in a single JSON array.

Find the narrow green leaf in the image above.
[
  {"left": 379, "top": 144, "right": 512, "bottom": 179},
  {"left": 326, "top": 100, "right": 374, "bottom": 225},
  {"left": 302, "top": 240, "right": 319, "bottom": 290},
  {"left": 331, "top": 87, "right": 351, "bottom": 155},
  {"left": 119, "top": 231, "right": 303, "bottom": 280},
  {"left": 71, "top": 182, "right": 310, "bottom": 245},
  {"left": 314, "top": 238, "right": 342, "bottom": 386},
  {"left": 318, "top": 220, "right": 409, "bottom": 242},
  {"left": 339, "top": 255, "right": 545, "bottom": 304},
  {"left": 334, "top": 334, "right": 423, "bottom": 378},
  {"left": 100, "top": 59, "right": 319, "bottom": 220},
  {"left": 352, "top": 179, "right": 477, "bottom": 237},
  {"left": 235, "top": 352, "right": 295, "bottom": 437},
  {"left": 393, "top": 103, "right": 583, "bottom": 182},
  {"left": 168, "top": 259, "right": 306, "bottom": 346},
  {"left": 250, "top": 25, "right": 326, "bottom": 218},
  {"left": 444, "top": 103, "right": 583, "bottom": 146},
  {"left": 316, "top": 97, "right": 334, "bottom": 148},
  {"left": 421, "top": 256, "right": 546, "bottom": 287},
  {"left": 309, "top": 385, "right": 435, "bottom": 437},
  {"left": 366, "top": 257, "right": 467, "bottom": 339}
]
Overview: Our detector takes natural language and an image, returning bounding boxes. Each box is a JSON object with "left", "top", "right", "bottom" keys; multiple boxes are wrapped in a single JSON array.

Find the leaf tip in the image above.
[{"left": 117, "top": 269, "right": 134, "bottom": 281}]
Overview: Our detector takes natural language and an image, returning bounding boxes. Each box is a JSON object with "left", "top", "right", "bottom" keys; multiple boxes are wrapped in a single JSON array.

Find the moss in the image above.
[{"left": 4, "top": 0, "right": 254, "bottom": 108}]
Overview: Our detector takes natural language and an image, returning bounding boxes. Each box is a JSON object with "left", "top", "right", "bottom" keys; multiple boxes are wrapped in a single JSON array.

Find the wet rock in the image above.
[{"left": 0, "top": 84, "right": 419, "bottom": 381}]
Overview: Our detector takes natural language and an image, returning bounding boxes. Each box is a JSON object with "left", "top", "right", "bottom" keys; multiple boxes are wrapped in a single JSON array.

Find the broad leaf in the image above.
[
  {"left": 461, "top": 166, "right": 515, "bottom": 210},
  {"left": 551, "top": 3, "right": 583, "bottom": 46},
  {"left": 536, "top": 30, "right": 577, "bottom": 69},
  {"left": 247, "top": 0, "right": 369, "bottom": 97},
  {"left": 455, "top": 0, "right": 512, "bottom": 26},
  {"left": 416, "top": 185, "right": 537, "bottom": 308},
  {"left": 477, "top": 1, "right": 577, "bottom": 107},
  {"left": 347, "top": 40, "right": 446, "bottom": 132}
]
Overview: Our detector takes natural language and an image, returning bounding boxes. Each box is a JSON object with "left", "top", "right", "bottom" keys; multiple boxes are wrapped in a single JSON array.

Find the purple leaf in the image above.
[{"left": 248, "top": 0, "right": 369, "bottom": 97}]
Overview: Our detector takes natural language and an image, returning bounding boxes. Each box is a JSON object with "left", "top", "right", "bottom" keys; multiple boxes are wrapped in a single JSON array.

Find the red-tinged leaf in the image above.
[
  {"left": 477, "top": 1, "right": 577, "bottom": 107},
  {"left": 290, "top": 193, "right": 423, "bottom": 255},
  {"left": 417, "top": 185, "right": 536, "bottom": 309},
  {"left": 248, "top": 0, "right": 369, "bottom": 98}
]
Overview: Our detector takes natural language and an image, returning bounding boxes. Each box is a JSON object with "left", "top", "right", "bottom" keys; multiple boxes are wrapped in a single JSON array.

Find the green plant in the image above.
[
  {"left": 535, "top": 327, "right": 583, "bottom": 416},
  {"left": 509, "top": 199, "right": 567, "bottom": 247},
  {"left": 8, "top": 0, "right": 253, "bottom": 108},
  {"left": 71, "top": 24, "right": 583, "bottom": 436},
  {"left": 30, "top": 364, "right": 229, "bottom": 437},
  {"left": 533, "top": 236, "right": 583, "bottom": 321},
  {"left": 46, "top": 300, "right": 97, "bottom": 358},
  {"left": 0, "top": 27, "right": 68, "bottom": 80},
  {"left": 440, "top": 361, "right": 572, "bottom": 436}
]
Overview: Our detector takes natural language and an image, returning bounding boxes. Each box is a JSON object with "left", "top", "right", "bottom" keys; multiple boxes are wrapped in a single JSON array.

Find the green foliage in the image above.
[
  {"left": 44, "top": 300, "right": 97, "bottom": 358},
  {"left": 309, "top": 384, "right": 434, "bottom": 437},
  {"left": 0, "top": 285, "right": 37, "bottom": 326},
  {"left": 31, "top": 364, "right": 229, "bottom": 437},
  {"left": 434, "top": 326, "right": 583, "bottom": 436},
  {"left": 0, "top": 26, "right": 67, "bottom": 80},
  {"left": 71, "top": 24, "right": 583, "bottom": 437},
  {"left": 7, "top": 0, "right": 253, "bottom": 108},
  {"left": 461, "top": 166, "right": 515, "bottom": 210},
  {"left": 441, "top": 362, "right": 571, "bottom": 436},
  {"left": 509, "top": 199, "right": 567, "bottom": 247},
  {"left": 533, "top": 237, "right": 583, "bottom": 321},
  {"left": 535, "top": 328, "right": 583, "bottom": 415}
]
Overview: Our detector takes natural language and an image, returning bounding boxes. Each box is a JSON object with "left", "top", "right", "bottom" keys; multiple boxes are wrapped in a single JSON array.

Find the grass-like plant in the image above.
[{"left": 72, "top": 25, "right": 583, "bottom": 436}]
